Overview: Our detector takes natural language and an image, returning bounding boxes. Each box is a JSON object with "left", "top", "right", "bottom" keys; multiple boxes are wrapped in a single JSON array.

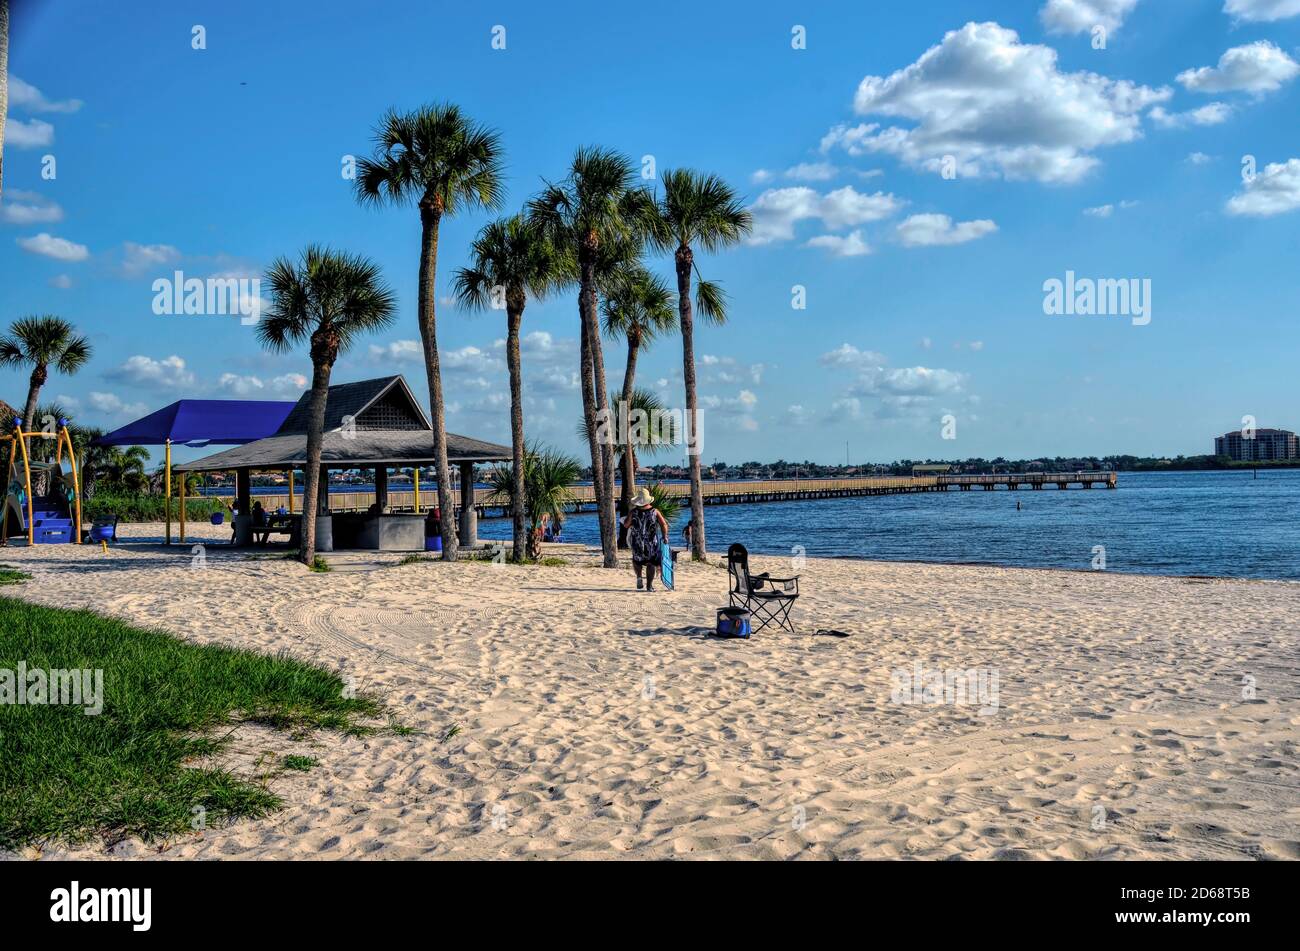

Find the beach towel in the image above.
[{"left": 660, "top": 543, "right": 675, "bottom": 590}]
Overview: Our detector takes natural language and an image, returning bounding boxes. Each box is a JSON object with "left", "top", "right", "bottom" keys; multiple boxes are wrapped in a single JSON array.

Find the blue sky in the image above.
[{"left": 2, "top": 0, "right": 1298, "bottom": 466}]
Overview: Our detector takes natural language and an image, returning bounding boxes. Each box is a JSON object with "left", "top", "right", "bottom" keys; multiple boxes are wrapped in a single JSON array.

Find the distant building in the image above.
[{"left": 1215, "top": 428, "right": 1299, "bottom": 461}]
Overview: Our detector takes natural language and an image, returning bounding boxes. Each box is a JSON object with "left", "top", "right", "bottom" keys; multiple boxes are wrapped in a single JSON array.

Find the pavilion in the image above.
[
  {"left": 174, "top": 375, "right": 511, "bottom": 550},
  {"left": 93, "top": 397, "right": 298, "bottom": 544}
]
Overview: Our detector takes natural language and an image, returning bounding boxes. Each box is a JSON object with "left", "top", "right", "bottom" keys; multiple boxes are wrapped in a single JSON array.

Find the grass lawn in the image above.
[{"left": 0, "top": 596, "right": 391, "bottom": 851}]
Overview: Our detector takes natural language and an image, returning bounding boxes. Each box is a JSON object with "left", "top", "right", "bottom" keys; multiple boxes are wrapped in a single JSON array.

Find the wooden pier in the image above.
[{"left": 241, "top": 471, "right": 1117, "bottom": 520}]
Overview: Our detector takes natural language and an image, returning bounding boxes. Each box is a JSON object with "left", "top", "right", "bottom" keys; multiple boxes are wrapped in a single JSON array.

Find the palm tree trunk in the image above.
[
  {"left": 20, "top": 369, "right": 43, "bottom": 493},
  {"left": 299, "top": 359, "right": 333, "bottom": 565},
  {"left": 418, "top": 205, "right": 458, "bottom": 560},
  {"left": 676, "top": 245, "right": 706, "bottom": 561},
  {"left": 21, "top": 367, "right": 43, "bottom": 436},
  {"left": 505, "top": 297, "right": 527, "bottom": 563},
  {"left": 618, "top": 334, "right": 639, "bottom": 548},
  {"left": 577, "top": 255, "right": 616, "bottom": 567},
  {"left": 589, "top": 300, "right": 617, "bottom": 557}
]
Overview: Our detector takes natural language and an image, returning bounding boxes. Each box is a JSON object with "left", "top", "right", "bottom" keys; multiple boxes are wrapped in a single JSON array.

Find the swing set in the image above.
[{"left": 1, "top": 417, "right": 83, "bottom": 545}]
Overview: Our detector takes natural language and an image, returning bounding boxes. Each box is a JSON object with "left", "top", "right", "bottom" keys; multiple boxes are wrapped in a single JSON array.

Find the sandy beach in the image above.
[{"left": 3, "top": 523, "right": 1298, "bottom": 861}]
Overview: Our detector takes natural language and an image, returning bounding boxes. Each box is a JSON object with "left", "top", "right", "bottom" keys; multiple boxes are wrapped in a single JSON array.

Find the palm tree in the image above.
[
  {"left": 485, "top": 444, "right": 581, "bottom": 561},
  {"left": 648, "top": 170, "right": 751, "bottom": 560},
  {"left": 601, "top": 267, "right": 676, "bottom": 538},
  {"left": 355, "top": 103, "right": 504, "bottom": 560},
  {"left": 257, "top": 246, "right": 396, "bottom": 565},
  {"left": 0, "top": 315, "right": 93, "bottom": 439},
  {"left": 528, "top": 147, "right": 657, "bottom": 567},
  {"left": 453, "top": 214, "right": 568, "bottom": 563}
]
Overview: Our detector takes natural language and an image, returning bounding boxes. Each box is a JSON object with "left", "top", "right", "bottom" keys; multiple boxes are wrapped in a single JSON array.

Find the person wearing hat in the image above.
[{"left": 621, "top": 486, "right": 670, "bottom": 590}]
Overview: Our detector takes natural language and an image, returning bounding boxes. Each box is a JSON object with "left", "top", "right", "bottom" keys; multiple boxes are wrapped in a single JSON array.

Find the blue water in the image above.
[{"left": 479, "top": 470, "right": 1300, "bottom": 580}]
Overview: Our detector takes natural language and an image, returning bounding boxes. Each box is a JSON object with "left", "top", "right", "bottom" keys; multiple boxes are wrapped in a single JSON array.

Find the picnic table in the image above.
[{"left": 254, "top": 513, "right": 301, "bottom": 546}]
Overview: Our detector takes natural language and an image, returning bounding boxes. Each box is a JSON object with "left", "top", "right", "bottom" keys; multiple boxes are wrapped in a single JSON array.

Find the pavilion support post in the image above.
[
  {"left": 319, "top": 466, "right": 329, "bottom": 514},
  {"left": 413, "top": 466, "right": 420, "bottom": 513},
  {"left": 288, "top": 469, "right": 294, "bottom": 514},
  {"left": 236, "top": 467, "right": 252, "bottom": 514},
  {"left": 458, "top": 461, "right": 477, "bottom": 548},
  {"left": 164, "top": 439, "right": 172, "bottom": 545},
  {"left": 179, "top": 467, "right": 186, "bottom": 543},
  {"left": 234, "top": 467, "right": 253, "bottom": 546},
  {"left": 375, "top": 466, "right": 388, "bottom": 512}
]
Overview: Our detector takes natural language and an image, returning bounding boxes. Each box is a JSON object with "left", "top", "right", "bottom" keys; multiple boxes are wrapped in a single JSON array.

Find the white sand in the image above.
[{"left": 3, "top": 522, "right": 1298, "bottom": 860}]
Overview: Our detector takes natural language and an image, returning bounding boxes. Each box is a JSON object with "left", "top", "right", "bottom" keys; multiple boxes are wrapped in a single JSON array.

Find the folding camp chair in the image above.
[{"left": 727, "top": 543, "right": 800, "bottom": 633}]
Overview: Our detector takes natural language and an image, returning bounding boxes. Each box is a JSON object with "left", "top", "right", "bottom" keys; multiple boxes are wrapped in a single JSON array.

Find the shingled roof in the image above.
[
  {"left": 275, "top": 375, "right": 431, "bottom": 434},
  {"left": 175, "top": 375, "right": 510, "bottom": 472}
]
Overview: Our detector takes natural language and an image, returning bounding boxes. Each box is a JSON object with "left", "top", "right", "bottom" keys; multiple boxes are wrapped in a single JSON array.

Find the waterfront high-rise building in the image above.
[{"left": 1214, "top": 428, "right": 1299, "bottom": 461}]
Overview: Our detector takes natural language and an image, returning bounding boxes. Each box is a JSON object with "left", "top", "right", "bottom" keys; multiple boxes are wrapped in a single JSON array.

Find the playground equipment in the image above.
[{"left": 1, "top": 418, "right": 82, "bottom": 546}]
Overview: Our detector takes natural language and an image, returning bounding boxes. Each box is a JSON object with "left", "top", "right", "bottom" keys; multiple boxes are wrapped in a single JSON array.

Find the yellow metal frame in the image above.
[{"left": 1, "top": 423, "right": 81, "bottom": 545}]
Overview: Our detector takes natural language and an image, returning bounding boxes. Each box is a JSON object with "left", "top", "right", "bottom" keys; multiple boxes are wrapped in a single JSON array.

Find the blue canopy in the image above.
[{"left": 91, "top": 399, "right": 297, "bottom": 448}]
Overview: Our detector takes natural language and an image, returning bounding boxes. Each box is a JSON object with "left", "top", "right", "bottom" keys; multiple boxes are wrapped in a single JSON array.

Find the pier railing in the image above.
[{"left": 235, "top": 471, "right": 1116, "bottom": 516}]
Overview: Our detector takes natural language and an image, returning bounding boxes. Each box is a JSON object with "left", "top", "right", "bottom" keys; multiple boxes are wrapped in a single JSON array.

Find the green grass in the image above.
[
  {"left": 0, "top": 597, "right": 388, "bottom": 851},
  {"left": 280, "top": 754, "right": 318, "bottom": 772},
  {"left": 0, "top": 567, "right": 31, "bottom": 586},
  {"left": 397, "top": 553, "right": 435, "bottom": 566},
  {"left": 308, "top": 555, "right": 330, "bottom": 573},
  {"left": 536, "top": 557, "right": 568, "bottom": 567}
]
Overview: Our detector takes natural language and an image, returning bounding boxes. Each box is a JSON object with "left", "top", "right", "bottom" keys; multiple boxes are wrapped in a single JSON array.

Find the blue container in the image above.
[
  {"left": 210, "top": 512, "right": 225, "bottom": 525},
  {"left": 425, "top": 535, "right": 442, "bottom": 552},
  {"left": 89, "top": 525, "right": 115, "bottom": 543}
]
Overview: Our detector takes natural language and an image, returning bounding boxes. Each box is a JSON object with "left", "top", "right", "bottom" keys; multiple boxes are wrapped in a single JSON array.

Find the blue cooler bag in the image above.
[{"left": 716, "top": 607, "right": 751, "bottom": 639}]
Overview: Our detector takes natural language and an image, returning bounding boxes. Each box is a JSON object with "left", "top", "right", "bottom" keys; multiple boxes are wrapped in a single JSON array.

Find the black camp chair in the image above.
[{"left": 727, "top": 543, "right": 800, "bottom": 633}]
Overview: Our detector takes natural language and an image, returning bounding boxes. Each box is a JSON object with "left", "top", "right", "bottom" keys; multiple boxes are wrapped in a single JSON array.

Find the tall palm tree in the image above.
[
  {"left": 355, "top": 103, "right": 504, "bottom": 560},
  {"left": 0, "top": 315, "right": 93, "bottom": 438},
  {"left": 601, "top": 266, "right": 675, "bottom": 536},
  {"left": 528, "top": 147, "right": 656, "bottom": 567},
  {"left": 648, "top": 170, "right": 751, "bottom": 560},
  {"left": 257, "top": 246, "right": 396, "bottom": 566},
  {"left": 453, "top": 214, "right": 568, "bottom": 563}
]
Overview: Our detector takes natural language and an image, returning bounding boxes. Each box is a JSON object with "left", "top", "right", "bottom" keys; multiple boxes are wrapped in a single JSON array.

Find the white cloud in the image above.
[
  {"left": 1041, "top": 0, "right": 1139, "bottom": 34},
  {"left": 369, "top": 339, "right": 424, "bottom": 364},
  {"left": 1223, "top": 0, "right": 1300, "bottom": 22},
  {"left": 750, "top": 169, "right": 774, "bottom": 184},
  {"left": 825, "top": 21, "right": 1170, "bottom": 184},
  {"left": 1177, "top": 42, "right": 1299, "bottom": 95},
  {"left": 8, "top": 77, "right": 83, "bottom": 113},
  {"left": 1187, "top": 151, "right": 1215, "bottom": 164},
  {"left": 1226, "top": 158, "right": 1300, "bottom": 216},
  {"left": 747, "top": 186, "right": 903, "bottom": 244},
  {"left": 785, "top": 162, "right": 839, "bottom": 182},
  {"left": 49, "top": 274, "right": 74, "bottom": 290},
  {"left": 105, "top": 354, "right": 196, "bottom": 389},
  {"left": 217, "top": 372, "right": 307, "bottom": 397},
  {"left": 1149, "top": 102, "right": 1233, "bottom": 128},
  {"left": 820, "top": 343, "right": 888, "bottom": 369},
  {"left": 1084, "top": 199, "right": 1137, "bottom": 217},
  {"left": 16, "top": 232, "right": 88, "bottom": 262},
  {"left": 87, "top": 392, "right": 150, "bottom": 419},
  {"left": 806, "top": 230, "right": 871, "bottom": 257},
  {"left": 4, "top": 117, "right": 55, "bottom": 148},
  {"left": 822, "top": 344, "right": 969, "bottom": 419},
  {"left": 120, "top": 241, "right": 181, "bottom": 276},
  {"left": 0, "top": 190, "right": 64, "bottom": 225},
  {"left": 896, "top": 213, "right": 997, "bottom": 247}
]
